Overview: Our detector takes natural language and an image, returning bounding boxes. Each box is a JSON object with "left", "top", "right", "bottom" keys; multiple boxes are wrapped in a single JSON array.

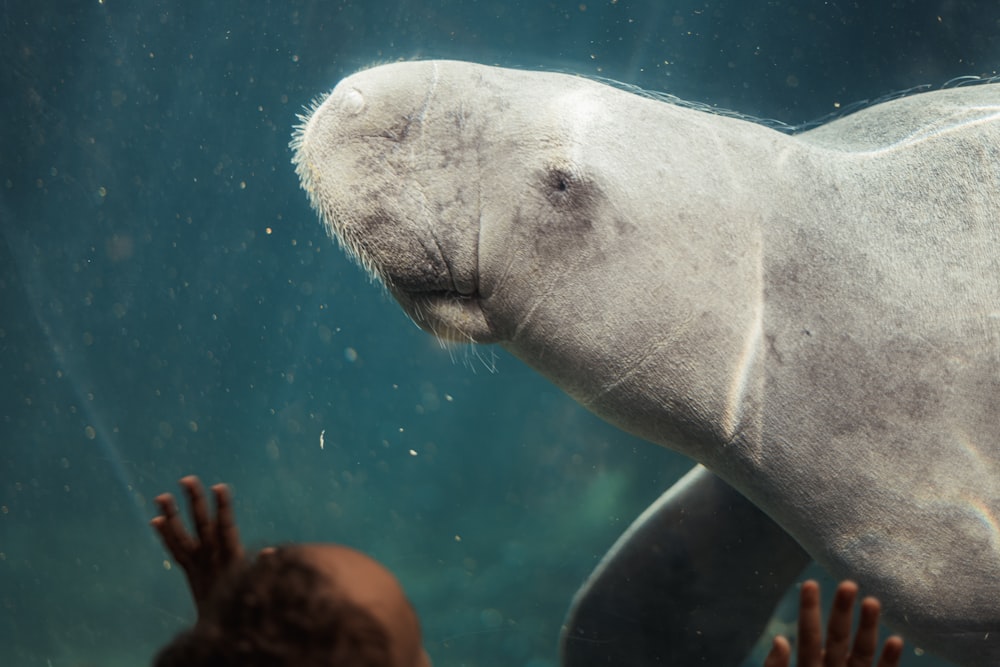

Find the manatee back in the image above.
[
  {"left": 797, "top": 83, "right": 1000, "bottom": 151},
  {"left": 748, "top": 80, "right": 1000, "bottom": 667}
]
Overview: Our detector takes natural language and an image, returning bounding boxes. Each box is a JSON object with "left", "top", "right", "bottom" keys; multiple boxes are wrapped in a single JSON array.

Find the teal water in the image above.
[{"left": 2, "top": 2, "right": 995, "bottom": 666}]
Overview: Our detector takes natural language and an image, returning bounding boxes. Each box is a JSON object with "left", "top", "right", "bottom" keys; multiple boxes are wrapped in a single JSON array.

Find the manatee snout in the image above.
[{"left": 293, "top": 61, "right": 505, "bottom": 342}]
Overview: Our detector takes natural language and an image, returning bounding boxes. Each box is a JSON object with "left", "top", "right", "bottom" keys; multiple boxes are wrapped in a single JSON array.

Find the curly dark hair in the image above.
[{"left": 153, "top": 546, "right": 392, "bottom": 667}]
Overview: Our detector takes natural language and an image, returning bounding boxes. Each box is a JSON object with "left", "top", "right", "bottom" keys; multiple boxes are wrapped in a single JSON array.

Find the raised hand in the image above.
[
  {"left": 151, "top": 476, "right": 245, "bottom": 618},
  {"left": 764, "top": 580, "right": 904, "bottom": 667}
]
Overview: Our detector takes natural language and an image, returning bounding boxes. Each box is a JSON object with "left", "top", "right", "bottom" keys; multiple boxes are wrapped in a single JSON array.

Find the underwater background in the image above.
[{"left": 2, "top": 1, "right": 998, "bottom": 666}]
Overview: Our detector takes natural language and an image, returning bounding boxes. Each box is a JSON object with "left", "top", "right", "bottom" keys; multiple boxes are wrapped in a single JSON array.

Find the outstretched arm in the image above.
[
  {"left": 765, "top": 580, "right": 904, "bottom": 667},
  {"left": 151, "top": 475, "right": 245, "bottom": 618}
]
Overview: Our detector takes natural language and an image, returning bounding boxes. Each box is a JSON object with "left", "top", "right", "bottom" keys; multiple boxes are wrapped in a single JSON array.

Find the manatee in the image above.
[{"left": 292, "top": 60, "right": 1000, "bottom": 666}]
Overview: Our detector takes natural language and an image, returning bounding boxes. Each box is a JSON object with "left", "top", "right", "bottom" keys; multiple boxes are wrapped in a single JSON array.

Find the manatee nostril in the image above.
[{"left": 341, "top": 88, "right": 365, "bottom": 115}]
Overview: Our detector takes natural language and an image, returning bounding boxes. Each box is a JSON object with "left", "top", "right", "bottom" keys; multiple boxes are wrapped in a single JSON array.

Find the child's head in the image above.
[{"left": 153, "top": 544, "right": 430, "bottom": 667}]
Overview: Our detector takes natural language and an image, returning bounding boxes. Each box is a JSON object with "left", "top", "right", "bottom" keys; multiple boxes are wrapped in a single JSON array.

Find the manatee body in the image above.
[{"left": 293, "top": 60, "right": 1000, "bottom": 666}]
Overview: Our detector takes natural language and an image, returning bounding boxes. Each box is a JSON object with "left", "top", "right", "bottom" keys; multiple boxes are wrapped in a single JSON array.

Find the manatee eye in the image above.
[
  {"left": 533, "top": 163, "right": 602, "bottom": 242},
  {"left": 544, "top": 166, "right": 577, "bottom": 198},
  {"left": 542, "top": 165, "right": 591, "bottom": 207}
]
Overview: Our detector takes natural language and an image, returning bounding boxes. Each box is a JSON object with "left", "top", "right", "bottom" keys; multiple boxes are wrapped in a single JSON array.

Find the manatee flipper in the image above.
[{"left": 560, "top": 465, "right": 810, "bottom": 667}]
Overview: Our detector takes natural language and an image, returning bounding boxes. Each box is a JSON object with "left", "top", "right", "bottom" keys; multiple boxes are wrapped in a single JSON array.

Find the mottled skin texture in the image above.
[{"left": 293, "top": 60, "right": 1000, "bottom": 666}]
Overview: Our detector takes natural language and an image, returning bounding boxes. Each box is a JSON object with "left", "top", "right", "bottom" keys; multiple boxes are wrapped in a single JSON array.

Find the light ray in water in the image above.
[{"left": 1, "top": 219, "right": 149, "bottom": 528}]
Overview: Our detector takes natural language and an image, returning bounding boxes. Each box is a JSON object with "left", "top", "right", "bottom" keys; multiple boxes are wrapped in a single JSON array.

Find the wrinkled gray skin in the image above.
[{"left": 293, "top": 60, "right": 1000, "bottom": 666}]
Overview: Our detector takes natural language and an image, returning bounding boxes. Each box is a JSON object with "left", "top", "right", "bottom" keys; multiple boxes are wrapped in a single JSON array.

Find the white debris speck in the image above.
[{"left": 319, "top": 429, "right": 325, "bottom": 450}]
